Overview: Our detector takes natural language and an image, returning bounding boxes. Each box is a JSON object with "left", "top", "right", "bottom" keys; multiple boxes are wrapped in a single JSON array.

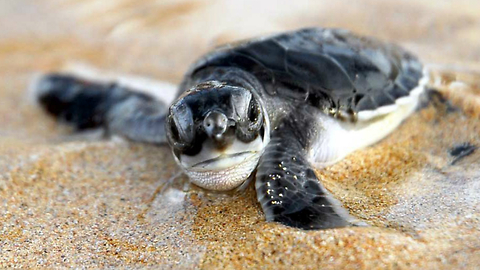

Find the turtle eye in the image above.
[
  {"left": 166, "top": 102, "right": 195, "bottom": 149},
  {"left": 235, "top": 96, "right": 263, "bottom": 143},
  {"left": 231, "top": 88, "right": 252, "bottom": 121},
  {"left": 247, "top": 97, "right": 263, "bottom": 131},
  {"left": 166, "top": 116, "right": 183, "bottom": 148},
  {"left": 167, "top": 118, "right": 181, "bottom": 145}
]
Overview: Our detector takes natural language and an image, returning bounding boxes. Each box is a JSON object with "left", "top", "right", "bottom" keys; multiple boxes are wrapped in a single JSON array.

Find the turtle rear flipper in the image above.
[
  {"left": 36, "top": 73, "right": 169, "bottom": 144},
  {"left": 256, "top": 108, "right": 354, "bottom": 230}
]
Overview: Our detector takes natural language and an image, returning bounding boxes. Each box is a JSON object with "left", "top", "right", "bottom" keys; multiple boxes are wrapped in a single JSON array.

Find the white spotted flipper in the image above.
[{"left": 256, "top": 107, "right": 355, "bottom": 230}]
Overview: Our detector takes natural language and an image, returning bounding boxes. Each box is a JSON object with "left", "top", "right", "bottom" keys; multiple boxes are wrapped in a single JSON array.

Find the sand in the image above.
[{"left": 1, "top": 0, "right": 479, "bottom": 269}]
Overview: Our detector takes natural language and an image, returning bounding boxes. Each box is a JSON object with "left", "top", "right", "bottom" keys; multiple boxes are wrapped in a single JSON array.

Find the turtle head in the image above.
[{"left": 166, "top": 81, "right": 270, "bottom": 191}]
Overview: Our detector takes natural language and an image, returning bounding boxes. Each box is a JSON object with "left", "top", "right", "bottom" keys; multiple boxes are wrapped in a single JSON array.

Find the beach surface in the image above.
[{"left": 1, "top": 0, "right": 479, "bottom": 268}]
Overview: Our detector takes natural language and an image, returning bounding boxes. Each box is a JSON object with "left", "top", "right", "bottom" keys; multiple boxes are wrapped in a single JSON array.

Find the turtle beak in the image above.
[
  {"left": 202, "top": 110, "right": 238, "bottom": 150},
  {"left": 203, "top": 110, "right": 228, "bottom": 140}
]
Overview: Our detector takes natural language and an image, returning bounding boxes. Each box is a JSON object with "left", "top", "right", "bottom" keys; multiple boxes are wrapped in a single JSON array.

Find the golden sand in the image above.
[{"left": 0, "top": 0, "right": 479, "bottom": 268}]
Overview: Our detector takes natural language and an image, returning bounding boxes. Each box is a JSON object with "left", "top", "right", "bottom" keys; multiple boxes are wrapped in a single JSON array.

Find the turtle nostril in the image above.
[{"left": 203, "top": 111, "right": 228, "bottom": 139}]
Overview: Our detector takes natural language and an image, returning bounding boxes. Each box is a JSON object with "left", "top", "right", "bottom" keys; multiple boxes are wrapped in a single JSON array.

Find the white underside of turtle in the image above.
[{"left": 311, "top": 73, "right": 428, "bottom": 167}]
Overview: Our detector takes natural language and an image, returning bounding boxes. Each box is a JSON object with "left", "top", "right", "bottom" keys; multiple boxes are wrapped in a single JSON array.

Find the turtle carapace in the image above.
[{"left": 35, "top": 28, "right": 426, "bottom": 230}]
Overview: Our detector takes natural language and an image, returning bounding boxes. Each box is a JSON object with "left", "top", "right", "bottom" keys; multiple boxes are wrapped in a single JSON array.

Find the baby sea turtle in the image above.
[{"left": 35, "top": 28, "right": 426, "bottom": 230}]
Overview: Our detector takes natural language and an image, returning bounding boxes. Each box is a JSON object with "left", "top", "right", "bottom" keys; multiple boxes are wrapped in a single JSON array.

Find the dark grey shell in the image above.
[{"left": 185, "top": 28, "right": 423, "bottom": 120}]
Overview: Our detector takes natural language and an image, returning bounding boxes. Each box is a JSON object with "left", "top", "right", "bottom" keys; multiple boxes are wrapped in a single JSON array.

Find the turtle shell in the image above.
[{"left": 186, "top": 28, "right": 424, "bottom": 122}]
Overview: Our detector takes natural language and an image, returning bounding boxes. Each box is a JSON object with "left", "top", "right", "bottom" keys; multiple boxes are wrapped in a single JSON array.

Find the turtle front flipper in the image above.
[
  {"left": 256, "top": 109, "right": 353, "bottom": 230},
  {"left": 36, "top": 73, "right": 169, "bottom": 144}
]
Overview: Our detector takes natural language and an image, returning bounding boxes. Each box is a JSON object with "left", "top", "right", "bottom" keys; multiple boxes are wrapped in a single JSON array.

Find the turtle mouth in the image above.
[
  {"left": 190, "top": 151, "right": 259, "bottom": 171},
  {"left": 175, "top": 131, "right": 268, "bottom": 191},
  {"left": 183, "top": 150, "right": 261, "bottom": 191}
]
